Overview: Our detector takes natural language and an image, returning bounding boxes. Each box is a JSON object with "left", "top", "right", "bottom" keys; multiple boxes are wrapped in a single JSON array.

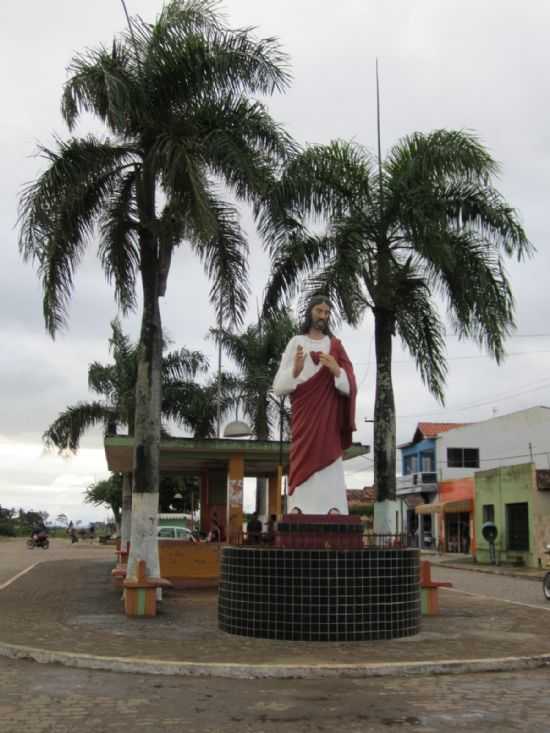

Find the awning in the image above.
[{"left": 416, "top": 499, "right": 473, "bottom": 515}]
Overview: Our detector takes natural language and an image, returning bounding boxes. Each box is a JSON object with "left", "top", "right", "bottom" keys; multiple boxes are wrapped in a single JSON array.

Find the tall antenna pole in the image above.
[
  {"left": 376, "top": 58, "right": 384, "bottom": 204},
  {"left": 120, "top": 0, "right": 140, "bottom": 54}
]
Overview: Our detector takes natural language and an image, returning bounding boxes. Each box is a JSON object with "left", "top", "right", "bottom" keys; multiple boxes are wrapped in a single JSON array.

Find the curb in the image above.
[
  {"left": 436, "top": 563, "right": 545, "bottom": 582},
  {"left": 1, "top": 641, "right": 550, "bottom": 679}
]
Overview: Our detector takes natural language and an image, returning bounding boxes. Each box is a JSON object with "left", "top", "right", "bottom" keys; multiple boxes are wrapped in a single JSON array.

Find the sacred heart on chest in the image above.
[{"left": 309, "top": 351, "right": 322, "bottom": 365}]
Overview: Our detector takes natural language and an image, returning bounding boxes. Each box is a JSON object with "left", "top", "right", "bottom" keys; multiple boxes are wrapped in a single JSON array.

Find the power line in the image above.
[
  {"left": 354, "top": 349, "right": 550, "bottom": 367},
  {"left": 395, "top": 375, "right": 550, "bottom": 420}
]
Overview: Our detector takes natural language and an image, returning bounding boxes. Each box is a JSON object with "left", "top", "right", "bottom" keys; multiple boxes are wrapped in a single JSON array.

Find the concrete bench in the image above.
[
  {"left": 420, "top": 560, "right": 452, "bottom": 615},
  {"left": 123, "top": 560, "right": 172, "bottom": 617}
]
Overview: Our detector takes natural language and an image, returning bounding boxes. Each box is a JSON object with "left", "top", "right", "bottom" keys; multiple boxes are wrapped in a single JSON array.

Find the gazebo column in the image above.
[
  {"left": 268, "top": 469, "right": 283, "bottom": 517},
  {"left": 199, "top": 469, "right": 209, "bottom": 534},
  {"left": 226, "top": 454, "right": 244, "bottom": 544}
]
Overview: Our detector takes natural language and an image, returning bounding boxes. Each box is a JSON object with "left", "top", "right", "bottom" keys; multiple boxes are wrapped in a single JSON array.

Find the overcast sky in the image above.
[{"left": 2, "top": 0, "right": 549, "bottom": 523}]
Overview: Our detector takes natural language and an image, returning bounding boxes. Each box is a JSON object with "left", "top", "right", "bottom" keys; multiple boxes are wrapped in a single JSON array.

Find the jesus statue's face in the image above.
[{"left": 310, "top": 302, "right": 331, "bottom": 332}]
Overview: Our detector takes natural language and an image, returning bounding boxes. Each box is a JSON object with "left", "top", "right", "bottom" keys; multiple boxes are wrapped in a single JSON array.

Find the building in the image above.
[
  {"left": 436, "top": 406, "right": 550, "bottom": 480},
  {"left": 411, "top": 407, "right": 550, "bottom": 555},
  {"left": 346, "top": 485, "right": 376, "bottom": 509},
  {"left": 417, "top": 477, "right": 475, "bottom": 554},
  {"left": 397, "top": 422, "right": 468, "bottom": 548},
  {"left": 474, "top": 463, "right": 550, "bottom": 568}
]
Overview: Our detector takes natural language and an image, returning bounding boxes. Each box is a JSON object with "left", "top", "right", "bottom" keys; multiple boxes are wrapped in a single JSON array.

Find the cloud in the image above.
[{"left": 3, "top": 0, "right": 550, "bottom": 520}]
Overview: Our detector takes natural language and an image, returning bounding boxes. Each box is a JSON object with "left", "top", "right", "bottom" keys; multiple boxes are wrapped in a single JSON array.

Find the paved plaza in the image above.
[{"left": 1, "top": 538, "right": 550, "bottom": 731}]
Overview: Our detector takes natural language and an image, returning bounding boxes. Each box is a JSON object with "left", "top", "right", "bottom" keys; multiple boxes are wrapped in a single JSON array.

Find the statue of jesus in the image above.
[{"left": 273, "top": 295, "right": 357, "bottom": 514}]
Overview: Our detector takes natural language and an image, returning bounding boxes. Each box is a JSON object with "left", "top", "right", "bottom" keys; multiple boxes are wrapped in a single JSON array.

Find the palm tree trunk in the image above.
[
  {"left": 255, "top": 399, "right": 270, "bottom": 515},
  {"left": 373, "top": 307, "right": 396, "bottom": 502},
  {"left": 127, "top": 172, "right": 163, "bottom": 588},
  {"left": 120, "top": 473, "right": 132, "bottom": 552}
]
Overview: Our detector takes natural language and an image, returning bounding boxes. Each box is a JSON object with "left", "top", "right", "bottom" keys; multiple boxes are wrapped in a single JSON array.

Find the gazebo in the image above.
[
  {"left": 104, "top": 435, "right": 370, "bottom": 585},
  {"left": 105, "top": 435, "right": 370, "bottom": 539}
]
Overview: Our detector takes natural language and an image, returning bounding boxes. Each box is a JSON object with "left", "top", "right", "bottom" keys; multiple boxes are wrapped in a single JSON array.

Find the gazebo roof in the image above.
[{"left": 105, "top": 436, "right": 370, "bottom": 478}]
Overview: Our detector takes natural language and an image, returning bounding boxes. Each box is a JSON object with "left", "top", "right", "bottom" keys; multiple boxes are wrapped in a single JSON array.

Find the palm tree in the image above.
[
  {"left": 162, "top": 370, "right": 239, "bottom": 439},
  {"left": 44, "top": 318, "right": 210, "bottom": 548},
  {"left": 212, "top": 312, "right": 295, "bottom": 513},
  {"left": 261, "top": 131, "right": 531, "bottom": 504},
  {"left": 212, "top": 312, "right": 296, "bottom": 440},
  {"left": 19, "top": 0, "right": 293, "bottom": 579}
]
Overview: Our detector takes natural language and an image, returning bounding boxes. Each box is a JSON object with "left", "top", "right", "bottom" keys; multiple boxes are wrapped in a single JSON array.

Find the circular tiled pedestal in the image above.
[{"left": 219, "top": 546, "right": 420, "bottom": 641}]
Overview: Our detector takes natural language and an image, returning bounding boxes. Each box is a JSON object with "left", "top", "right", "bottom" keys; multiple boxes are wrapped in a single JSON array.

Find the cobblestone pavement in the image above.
[
  {"left": 431, "top": 565, "right": 550, "bottom": 608},
  {"left": 1, "top": 655, "right": 550, "bottom": 732},
  {"left": 2, "top": 557, "right": 550, "bottom": 666}
]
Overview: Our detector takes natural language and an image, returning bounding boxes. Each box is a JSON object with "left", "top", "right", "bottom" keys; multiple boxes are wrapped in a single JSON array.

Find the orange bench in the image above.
[{"left": 420, "top": 560, "right": 452, "bottom": 615}]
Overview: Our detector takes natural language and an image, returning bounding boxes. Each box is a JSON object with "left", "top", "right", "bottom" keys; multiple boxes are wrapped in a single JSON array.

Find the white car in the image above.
[{"left": 157, "top": 525, "right": 194, "bottom": 541}]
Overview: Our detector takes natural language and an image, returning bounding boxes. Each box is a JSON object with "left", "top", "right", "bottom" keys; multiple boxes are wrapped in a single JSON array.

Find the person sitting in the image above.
[
  {"left": 263, "top": 514, "right": 277, "bottom": 544},
  {"left": 246, "top": 512, "right": 262, "bottom": 544},
  {"left": 207, "top": 517, "right": 222, "bottom": 543}
]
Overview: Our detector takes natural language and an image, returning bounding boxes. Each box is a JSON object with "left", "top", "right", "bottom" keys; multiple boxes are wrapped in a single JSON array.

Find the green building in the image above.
[{"left": 474, "top": 462, "right": 550, "bottom": 568}]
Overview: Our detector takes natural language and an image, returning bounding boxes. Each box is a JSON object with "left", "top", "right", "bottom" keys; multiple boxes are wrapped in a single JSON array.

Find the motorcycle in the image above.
[
  {"left": 543, "top": 544, "right": 550, "bottom": 601},
  {"left": 26, "top": 532, "right": 50, "bottom": 550}
]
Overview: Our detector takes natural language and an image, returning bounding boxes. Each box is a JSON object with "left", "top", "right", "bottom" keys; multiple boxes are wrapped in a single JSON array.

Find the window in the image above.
[
  {"left": 421, "top": 452, "right": 435, "bottom": 472},
  {"left": 482, "top": 504, "right": 495, "bottom": 523},
  {"left": 447, "top": 447, "right": 480, "bottom": 468},
  {"left": 158, "top": 527, "right": 175, "bottom": 539},
  {"left": 404, "top": 454, "right": 418, "bottom": 475},
  {"left": 506, "top": 503, "right": 529, "bottom": 552}
]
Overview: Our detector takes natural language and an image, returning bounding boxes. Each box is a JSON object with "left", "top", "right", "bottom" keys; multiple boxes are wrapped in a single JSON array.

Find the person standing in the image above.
[{"left": 273, "top": 295, "right": 357, "bottom": 514}]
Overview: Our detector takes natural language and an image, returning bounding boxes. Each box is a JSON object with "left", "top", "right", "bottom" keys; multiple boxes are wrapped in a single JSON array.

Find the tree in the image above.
[
  {"left": 0, "top": 506, "right": 17, "bottom": 537},
  {"left": 261, "top": 131, "right": 531, "bottom": 503},
  {"left": 85, "top": 475, "right": 124, "bottom": 529},
  {"left": 43, "top": 318, "right": 209, "bottom": 452},
  {"left": 43, "top": 318, "right": 210, "bottom": 550},
  {"left": 212, "top": 311, "right": 296, "bottom": 440},
  {"left": 212, "top": 311, "right": 295, "bottom": 513},
  {"left": 19, "top": 0, "right": 292, "bottom": 582}
]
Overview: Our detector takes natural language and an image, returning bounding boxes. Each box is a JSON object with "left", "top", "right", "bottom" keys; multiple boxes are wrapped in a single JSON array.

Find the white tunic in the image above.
[{"left": 273, "top": 334, "right": 350, "bottom": 515}]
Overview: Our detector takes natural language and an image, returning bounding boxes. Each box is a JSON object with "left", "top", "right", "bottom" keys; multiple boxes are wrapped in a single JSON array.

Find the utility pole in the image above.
[{"left": 216, "top": 293, "right": 223, "bottom": 438}]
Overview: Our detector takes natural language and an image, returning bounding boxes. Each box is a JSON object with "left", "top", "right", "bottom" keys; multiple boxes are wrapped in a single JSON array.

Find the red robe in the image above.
[{"left": 288, "top": 338, "right": 357, "bottom": 494}]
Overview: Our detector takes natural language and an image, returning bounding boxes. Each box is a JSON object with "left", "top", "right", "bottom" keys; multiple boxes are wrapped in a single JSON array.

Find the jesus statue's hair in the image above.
[{"left": 299, "top": 294, "right": 333, "bottom": 336}]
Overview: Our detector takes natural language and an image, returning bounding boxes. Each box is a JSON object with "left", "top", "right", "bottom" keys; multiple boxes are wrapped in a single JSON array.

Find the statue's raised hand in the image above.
[{"left": 292, "top": 345, "right": 305, "bottom": 378}]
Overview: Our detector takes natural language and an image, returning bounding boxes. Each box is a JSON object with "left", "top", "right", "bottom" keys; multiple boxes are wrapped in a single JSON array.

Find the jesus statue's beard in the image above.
[{"left": 314, "top": 319, "right": 328, "bottom": 332}]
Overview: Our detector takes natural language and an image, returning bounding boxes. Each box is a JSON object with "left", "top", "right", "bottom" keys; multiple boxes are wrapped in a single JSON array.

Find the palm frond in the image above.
[
  {"left": 43, "top": 402, "right": 119, "bottom": 453},
  {"left": 384, "top": 129, "right": 498, "bottom": 186},
  {"left": 428, "top": 230, "right": 515, "bottom": 362},
  {"left": 441, "top": 179, "right": 532, "bottom": 260},
  {"left": 262, "top": 231, "right": 336, "bottom": 316},
  {"left": 18, "top": 136, "right": 136, "bottom": 335},
  {"left": 191, "top": 196, "right": 250, "bottom": 327},
  {"left": 88, "top": 362, "right": 117, "bottom": 400},
  {"left": 394, "top": 277, "right": 447, "bottom": 403},
  {"left": 258, "top": 140, "right": 373, "bottom": 260},
  {"left": 62, "top": 40, "right": 141, "bottom": 134},
  {"left": 98, "top": 170, "right": 140, "bottom": 313},
  {"left": 196, "top": 96, "right": 295, "bottom": 200},
  {"left": 135, "top": 2, "right": 290, "bottom": 113},
  {"left": 280, "top": 141, "right": 373, "bottom": 218},
  {"left": 162, "top": 348, "right": 209, "bottom": 380},
  {"left": 148, "top": 134, "right": 215, "bottom": 240}
]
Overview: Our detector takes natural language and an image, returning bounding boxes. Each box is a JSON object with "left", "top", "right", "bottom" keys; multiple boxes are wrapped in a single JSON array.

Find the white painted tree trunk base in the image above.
[
  {"left": 373, "top": 500, "right": 403, "bottom": 535},
  {"left": 127, "top": 492, "right": 162, "bottom": 601}
]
